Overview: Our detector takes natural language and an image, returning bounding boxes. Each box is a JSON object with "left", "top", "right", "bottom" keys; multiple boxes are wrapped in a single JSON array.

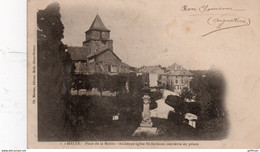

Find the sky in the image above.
[{"left": 36, "top": 0, "right": 260, "bottom": 70}]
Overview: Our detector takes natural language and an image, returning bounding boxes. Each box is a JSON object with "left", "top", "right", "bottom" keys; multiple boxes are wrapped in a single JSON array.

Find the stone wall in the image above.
[
  {"left": 85, "top": 30, "right": 110, "bottom": 42},
  {"left": 94, "top": 50, "right": 122, "bottom": 73},
  {"left": 101, "top": 31, "right": 110, "bottom": 40},
  {"left": 83, "top": 40, "right": 113, "bottom": 53},
  {"left": 74, "top": 61, "right": 88, "bottom": 74}
]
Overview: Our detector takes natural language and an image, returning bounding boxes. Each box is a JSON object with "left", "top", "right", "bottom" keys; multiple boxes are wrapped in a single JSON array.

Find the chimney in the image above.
[{"left": 108, "top": 40, "right": 113, "bottom": 51}]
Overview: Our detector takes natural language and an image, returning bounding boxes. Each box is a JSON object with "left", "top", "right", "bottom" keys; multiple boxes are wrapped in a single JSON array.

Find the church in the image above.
[{"left": 67, "top": 15, "right": 133, "bottom": 74}]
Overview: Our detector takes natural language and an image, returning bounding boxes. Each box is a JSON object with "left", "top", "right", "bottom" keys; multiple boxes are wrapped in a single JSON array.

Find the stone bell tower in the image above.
[{"left": 83, "top": 14, "right": 113, "bottom": 53}]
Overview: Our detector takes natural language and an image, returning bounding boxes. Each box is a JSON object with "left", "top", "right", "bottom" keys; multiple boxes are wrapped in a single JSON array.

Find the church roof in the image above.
[
  {"left": 68, "top": 45, "right": 122, "bottom": 62},
  {"left": 87, "top": 14, "right": 110, "bottom": 32},
  {"left": 67, "top": 46, "right": 90, "bottom": 61},
  {"left": 87, "top": 47, "right": 121, "bottom": 61}
]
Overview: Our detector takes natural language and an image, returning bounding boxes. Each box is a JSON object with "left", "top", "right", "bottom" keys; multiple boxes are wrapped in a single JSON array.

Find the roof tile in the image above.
[{"left": 67, "top": 46, "right": 90, "bottom": 61}]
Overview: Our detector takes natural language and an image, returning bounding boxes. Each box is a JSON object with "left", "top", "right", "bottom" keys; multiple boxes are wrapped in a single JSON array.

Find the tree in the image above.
[
  {"left": 186, "top": 102, "right": 201, "bottom": 116},
  {"left": 37, "top": 2, "right": 64, "bottom": 41},
  {"left": 110, "top": 75, "right": 127, "bottom": 96},
  {"left": 190, "top": 70, "right": 226, "bottom": 119},
  {"left": 37, "top": 2, "right": 71, "bottom": 140},
  {"left": 180, "top": 87, "right": 194, "bottom": 100},
  {"left": 127, "top": 73, "right": 146, "bottom": 96},
  {"left": 72, "top": 74, "right": 85, "bottom": 95},
  {"left": 165, "top": 95, "right": 184, "bottom": 113},
  {"left": 82, "top": 75, "right": 92, "bottom": 91},
  {"left": 87, "top": 73, "right": 107, "bottom": 96}
]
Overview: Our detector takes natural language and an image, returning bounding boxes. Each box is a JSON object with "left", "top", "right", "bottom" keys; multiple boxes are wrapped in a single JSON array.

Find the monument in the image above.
[{"left": 132, "top": 85, "right": 158, "bottom": 136}]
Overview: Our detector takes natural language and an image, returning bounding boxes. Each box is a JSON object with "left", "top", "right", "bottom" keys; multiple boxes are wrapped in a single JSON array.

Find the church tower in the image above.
[{"left": 83, "top": 15, "right": 113, "bottom": 53}]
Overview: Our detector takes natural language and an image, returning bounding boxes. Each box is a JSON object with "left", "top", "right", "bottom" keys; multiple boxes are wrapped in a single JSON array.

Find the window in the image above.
[
  {"left": 101, "top": 40, "right": 106, "bottom": 45},
  {"left": 108, "top": 65, "right": 117, "bottom": 72},
  {"left": 175, "top": 80, "right": 178, "bottom": 83}
]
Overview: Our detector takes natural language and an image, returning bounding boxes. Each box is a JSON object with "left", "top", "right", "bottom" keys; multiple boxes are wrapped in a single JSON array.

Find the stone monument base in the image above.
[
  {"left": 140, "top": 121, "right": 153, "bottom": 127},
  {"left": 132, "top": 127, "right": 158, "bottom": 137}
]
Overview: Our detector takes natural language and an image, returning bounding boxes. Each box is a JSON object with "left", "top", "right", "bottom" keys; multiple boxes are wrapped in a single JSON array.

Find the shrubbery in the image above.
[
  {"left": 64, "top": 95, "right": 143, "bottom": 129},
  {"left": 165, "top": 95, "right": 183, "bottom": 113},
  {"left": 149, "top": 91, "right": 163, "bottom": 102},
  {"left": 165, "top": 94, "right": 201, "bottom": 126},
  {"left": 71, "top": 73, "right": 146, "bottom": 96},
  {"left": 198, "top": 116, "right": 228, "bottom": 139},
  {"left": 168, "top": 111, "right": 185, "bottom": 125},
  {"left": 185, "top": 102, "right": 201, "bottom": 116},
  {"left": 149, "top": 91, "right": 162, "bottom": 110},
  {"left": 190, "top": 70, "right": 226, "bottom": 119},
  {"left": 165, "top": 95, "right": 201, "bottom": 115}
]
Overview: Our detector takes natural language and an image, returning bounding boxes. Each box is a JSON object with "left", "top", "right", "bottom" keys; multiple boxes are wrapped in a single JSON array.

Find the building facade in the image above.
[
  {"left": 67, "top": 15, "right": 133, "bottom": 74},
  {"left": 158, "top": 63, "right": 193, "bottom": 93},
  {"left": 138, "top": 65, "right": 165, "bottom": 87}
]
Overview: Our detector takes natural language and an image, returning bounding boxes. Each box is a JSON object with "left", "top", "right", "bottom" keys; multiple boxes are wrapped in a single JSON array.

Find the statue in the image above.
[
  {"left": 132, "top": 84, "right": 158, "bottom": 136},
  {"left": 140, "top": 95, "right": 153, "bottom": 127}
]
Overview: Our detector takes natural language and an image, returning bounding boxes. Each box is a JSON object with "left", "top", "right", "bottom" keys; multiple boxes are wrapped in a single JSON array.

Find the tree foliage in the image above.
[
  {"left": 180, "top": 87, "right": 194, "bottom": 100},
  {"left": 165, "top": 95, "right": 184, "bottom": 114},
  {"left": 165, "top": 94, "right": 201, "bottom": 116},
  {"left": 190, "top": 70, "right": 226, "bottom": 119},
  {"left": 37, "top": 2, "right": 64, "bottom": 41},
  {"left": 37, "top": 2, "right": 72, "bottom": 140},
  {"left": 71, "top": 73, "right": 146, "bottom": 96}
]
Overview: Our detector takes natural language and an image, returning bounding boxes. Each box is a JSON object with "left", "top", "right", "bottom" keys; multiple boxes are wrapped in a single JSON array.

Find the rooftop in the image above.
[
  {"left": 162, "top": 70, "right": 193, "bottom": 76},
  {"left": 87, "top": 14, "right": 110, "bottom": 32},
  {"left": 67, "top": 46, "right": 90, "bottom": 61}
]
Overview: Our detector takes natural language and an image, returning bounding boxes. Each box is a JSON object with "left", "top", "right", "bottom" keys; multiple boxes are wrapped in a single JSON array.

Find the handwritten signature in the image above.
[
  {"left": 203, "top": 15, "right": 250, "bottom": 37},
  {"left": 181, "top": 5, "right": 246, "bottom": 13},
  {"left": 181, "top": 5, "right": 250, "bottom": 37}
]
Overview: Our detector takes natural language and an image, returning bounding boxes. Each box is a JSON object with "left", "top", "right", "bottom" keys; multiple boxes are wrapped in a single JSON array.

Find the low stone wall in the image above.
[{"left": 71, "top": 88, "right": 116, "bottom": 96}]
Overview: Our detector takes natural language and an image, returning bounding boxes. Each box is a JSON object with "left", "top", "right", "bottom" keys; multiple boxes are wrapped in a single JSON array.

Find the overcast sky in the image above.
[{"left": 36, "top": 0, "right": 259, "bottom": 70}]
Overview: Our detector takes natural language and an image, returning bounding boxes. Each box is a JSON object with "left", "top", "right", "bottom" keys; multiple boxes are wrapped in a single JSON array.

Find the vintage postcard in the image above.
[{"left": 27, "top": 0, "right": 260, "bottom": 149}]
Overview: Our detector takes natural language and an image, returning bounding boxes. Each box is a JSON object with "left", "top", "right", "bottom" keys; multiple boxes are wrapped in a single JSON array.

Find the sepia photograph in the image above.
[{"left": 27, "top": 0, "right": 260, "bottom": 149}]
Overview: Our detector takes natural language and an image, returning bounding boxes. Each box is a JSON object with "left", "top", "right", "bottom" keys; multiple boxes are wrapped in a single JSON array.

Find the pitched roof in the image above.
[
  {"left": 167, "top": 63, "right": 187, "bottom": 71},
  {"left": 138, "top": 65, "right": 163, "bottom": 73},
  {"left": 87, "top": 47, "right": 121, "bottom": 61},
  {"left": 87, "top": 14, "right": 110, "bottom": 32},
  {"left": 67, "top": 46, "right": 90, "bottom": 61},
  {"left": 163, "top": 70, "right": 193, "bottom": 76},
  {"left": 67, "top": 45, "right": 122, "bottom": 62}
]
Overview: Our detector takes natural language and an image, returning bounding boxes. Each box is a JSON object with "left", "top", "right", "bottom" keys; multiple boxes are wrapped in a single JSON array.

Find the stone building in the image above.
[
  {"left": 158, "top": 63, "right": 193, "bottom": 93},
  {"left": 67, "top": 14, "right": 133, "bottom": 74},
  {"left": 138, "top": 65, "right": 165, "bottom": 87}
]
